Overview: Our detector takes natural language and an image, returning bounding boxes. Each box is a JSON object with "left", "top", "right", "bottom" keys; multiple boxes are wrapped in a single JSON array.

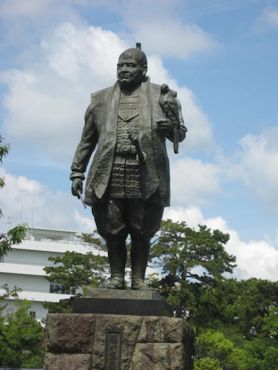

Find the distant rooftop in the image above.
[
  {"left": 26, "top": 227, "right": 79, "bottom": 242},
  {"left": 5, "top": 227, "right": 104, "bottom": 254}
]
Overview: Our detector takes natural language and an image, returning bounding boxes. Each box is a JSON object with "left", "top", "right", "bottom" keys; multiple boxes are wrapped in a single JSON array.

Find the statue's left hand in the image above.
[
  {"left": 71, "top": 178, "right": 83, "bottom": 199},
  {"left": 156, "top": 118, "right": 173, "bottom": 135}
]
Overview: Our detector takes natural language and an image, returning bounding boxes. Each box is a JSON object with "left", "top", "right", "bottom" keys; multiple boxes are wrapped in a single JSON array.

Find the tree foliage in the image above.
[
  {"left": 0, "top": 300, "right": 44, "bottom": 367},
  {"left": 81, "top": 232, "right": 107, "bottom": 251},
  {"left": 0, "top": 225, "right": 28, "bottom": 256},
  {"left": 44, "top": 251, "right": 108, "bottom": 294},
  {"left": 195, "top": 330, "right": 253, "bottom": 370},
  {"left": 151, "top": 219, "right": 236, "bottom": 284},
  {"left": 190, "top": 278, "right": 278, "bottom": 369},
  {"left": 147, "top": 219, "right": 278, "bottom": 369},
  {"left": 43, "top": 242, "right": 108, "bottom": 312},
  {"left": 0, "top": 136, "right": 28, "bottom": 256},
  {"left": 149, "top": 219, "right": 236, "bottom": 320},
  {"left": 216, "top": 278, "right": 278, "bottom": 336},
  {"left": 0, "top": 136, "right": 9, "bottom": 194}
]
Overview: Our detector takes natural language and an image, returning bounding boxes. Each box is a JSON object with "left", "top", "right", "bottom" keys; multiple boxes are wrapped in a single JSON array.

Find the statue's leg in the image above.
[
  {"left": 92, "top": 199, "right": 127, "bottom": 289},
  {"left": 130, "top": 236, "right": 151, "bottom": 290},
  {"left": 106, "top": 236, "right": 127, "bottom": 289},
  {"left": 127, "top": 200, "right": 164, "bottom": 290}
]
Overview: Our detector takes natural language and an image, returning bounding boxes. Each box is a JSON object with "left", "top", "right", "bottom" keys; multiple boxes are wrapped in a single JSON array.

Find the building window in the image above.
[
  {"left": 29, "top": 310, "right": 36, "bottom": 318},
  {"left": 49, "top": 282, "right": 65, "bottom": 294}
]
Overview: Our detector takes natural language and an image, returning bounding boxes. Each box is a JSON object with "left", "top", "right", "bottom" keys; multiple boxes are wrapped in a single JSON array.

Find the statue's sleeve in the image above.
[
  {"left": 70, "top": 102, "right": 98, "bottom": 180},
  {"left": 177, "top": 98, "right": 187, "bottom": 142},
  {"left": 166, "top": 97, "right": 187, "bottom": 143}
]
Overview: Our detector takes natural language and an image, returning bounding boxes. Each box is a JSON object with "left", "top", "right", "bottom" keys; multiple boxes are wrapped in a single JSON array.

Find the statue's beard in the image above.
[{"left": 118, "top": 74, "right": 144, "bottom": 89}]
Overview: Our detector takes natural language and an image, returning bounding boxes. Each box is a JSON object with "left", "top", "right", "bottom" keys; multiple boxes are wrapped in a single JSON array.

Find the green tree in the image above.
[
  {"left": 43, "top": 246, "right": 108, "bottom": 312},
  {"left": 216, "top": 278, "right": 278, "bottom": 338},
  {"left": 262, "top": 346, "right": 278, "bottom": 370},
  {"left": 148, "top": 220, "right": 278, "bottom": 369},
  {"left": 192, "top": 279, "right": 278, "bottom": 369},
  {"left": 0, "top": 300, "right": 44, "bottom": 367},
  {"left": 81, "top": 232, "right": 107, "bottom": 251},
  {"left": 42, "top": 229, "right": 109, "bottom": 312},
  {"left": 194, "top": 357, "right": 222, "bottom": 370},
  {"left": 0, "top": 225, "right": 28, "bottom": 256},
  {"left": 150, "top": 219, "right": 236, "bottom": 321},
  {"left": 195, "top": 330, "right": 253, "bottom": 370},
  {"left": 262, "top": 306, "right": 278, "bottom": 340},
  {"left": 151, "top": 220, "right": 235, "bottom": 284},
  {"left": 240, "top": 305, "right": 278, "bottom": 370},
  {"left": 0, "top": 136, "right": 27, "bottom": 256},
  {"left": 44, "top": 251, "right": 108, "bottom": 294},
  {"left": 0, "top": 136, "right": 9, "bottom": 194}
]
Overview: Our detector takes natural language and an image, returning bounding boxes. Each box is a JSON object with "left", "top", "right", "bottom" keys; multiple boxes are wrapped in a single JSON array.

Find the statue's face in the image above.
[{"left": 117, "top": 52, "right": 146, "bottom": 88}]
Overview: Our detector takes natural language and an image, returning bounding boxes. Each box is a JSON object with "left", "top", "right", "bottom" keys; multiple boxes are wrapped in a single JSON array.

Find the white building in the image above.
[{"left": 0, "top": 227, "right": 104, "bottom": 321}]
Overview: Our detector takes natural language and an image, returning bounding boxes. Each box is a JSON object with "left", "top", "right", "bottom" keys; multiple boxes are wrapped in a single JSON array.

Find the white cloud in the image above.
[
  {"left": 177, "top": 88, "right": 214, "bottom": 151},
  {"left": 170, "top": 158, "right": 221, "bottom": 206},
  {"left": 0, "top": 23, "right": 127, "bottom": 162},
  {"left": 73, "top": 210, "right": 95, "bottom": 230},
  {"left": 255, "top": 6, "right": 278, "bottom": 32},
  {"left": 226, "top": 127, "right": 278, "bottom": 211},
  {"left": 0, "top": 0, "right": 95, "bottom": 20},
  {"left": 205, "top": 216, "right": 278, "bottom": 281},
  {"left": 0, "top": 0, "right": 219, "bottom": 63},
  {"left": 43, "top": 23, "right": 125, "bottom": 85},
  {"left": 0, "top": 0, "right": 88, "bottom": 59},
  {"left": 0, "top": 0, "right": 51, "bottom": 18},
  {"left": 1, "top": 22, "right": 214, "bottom": 164},
  {"left": 147, "top": 56, "right": 214, "bottom": 150},
  {"left": 121, "top": 0, "right": 218, "bottom": 59},
  {"left": 147, "top": 56, "right": 214, "bottom": 151},
  {"left": 164, "top": 206, "right": 205, "bottom": 227},
  {"left": 164, "top": 206, "right": 278, "bottom": 281},
  {"left": 132, "top": 20, "right": 217, "bottom": 60},
  {"left": 0, "top": 168, "right": 93, "bottom": 233}
]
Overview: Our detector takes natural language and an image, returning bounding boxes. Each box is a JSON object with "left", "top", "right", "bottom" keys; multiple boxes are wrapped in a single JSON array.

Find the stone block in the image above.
[
  {"left": 130, "top": 343, "right": 185, "bottom": 370},
  {"left": 160, "top": 316, "right": 188, "bottom": 343},
  {"left": 137, "top": 316, "right": 187, "bottom": 343},
  {"left": 73, "top": 297, "right": 172, "bottom": 316},
  {"left": 92, "top": 315, "right": 142, "bottom": 370},
  {"left": 44, "top": 313, "right": 194, "bottom": 369},
  {"left": 44, "top": 353, "right": 92, "bottom": 370},
  {"left": 84, "top": 288, "right": 162, "bottom": 300},
  {"left": 44, "top": 313, "right": 95, "bottom": 353}
]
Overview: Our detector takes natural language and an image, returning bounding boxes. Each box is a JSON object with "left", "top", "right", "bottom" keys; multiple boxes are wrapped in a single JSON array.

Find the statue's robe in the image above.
[{"left": 71, "top": 78, "right": 186, "bottom": 207}]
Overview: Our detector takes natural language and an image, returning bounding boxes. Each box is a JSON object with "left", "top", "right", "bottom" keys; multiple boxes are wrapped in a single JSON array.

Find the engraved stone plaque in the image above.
[{"left": 104, "top": 330, "right": 122, "bottom": 370}]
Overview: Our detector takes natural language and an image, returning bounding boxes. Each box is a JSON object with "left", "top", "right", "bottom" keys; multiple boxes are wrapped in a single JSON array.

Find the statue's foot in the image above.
[
  {"left": 106, "top": 275, "right": 125, "bottom": 290},
  {"left": 131, "top": 278, "right": 152, "bottom": 291}
]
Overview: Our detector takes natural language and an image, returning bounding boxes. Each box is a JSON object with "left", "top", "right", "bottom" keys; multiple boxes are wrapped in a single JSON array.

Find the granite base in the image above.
[{"left": 44, "top": 313, "right": 194, "bottom": 370}]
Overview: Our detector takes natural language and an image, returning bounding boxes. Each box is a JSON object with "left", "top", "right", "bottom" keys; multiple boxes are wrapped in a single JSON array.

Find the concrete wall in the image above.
[
  {"left": 3, "top": 299, "right": 49, "bottom": 321},
  {"left": 1, "top": 273, "right": 50, "bottom": 292},
  {"left": 2, "top": 249, "right": 61, "bottom": 266}
]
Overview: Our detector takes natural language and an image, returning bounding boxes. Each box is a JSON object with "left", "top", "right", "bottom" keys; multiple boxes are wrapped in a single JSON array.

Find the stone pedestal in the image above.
[
  {"left": 44, "top": 290, "right": 194, "bottom": 369},
  {"left": 73, "top": 289, "right": 172, "bottom": 316}
]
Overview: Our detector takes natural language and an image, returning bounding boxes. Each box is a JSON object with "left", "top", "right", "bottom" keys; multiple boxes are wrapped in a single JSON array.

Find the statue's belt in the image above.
[{"left": 114, "top": 153, "right": 140, "bottom": 163}]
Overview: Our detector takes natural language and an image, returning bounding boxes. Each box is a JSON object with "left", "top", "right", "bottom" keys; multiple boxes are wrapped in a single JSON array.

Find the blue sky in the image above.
[{"left": 0, "top": 0, "right": 278, "bottom": 280}]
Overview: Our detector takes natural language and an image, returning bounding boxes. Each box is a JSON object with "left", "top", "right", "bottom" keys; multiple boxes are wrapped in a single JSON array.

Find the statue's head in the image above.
[{"left": 117, "top": 47, "right": 147, "bottom": 89}]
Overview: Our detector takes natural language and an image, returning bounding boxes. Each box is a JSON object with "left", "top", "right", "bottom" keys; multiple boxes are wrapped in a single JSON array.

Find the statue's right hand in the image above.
[{"left": 71, "top": 178, "right": 83, "bottom": 198}]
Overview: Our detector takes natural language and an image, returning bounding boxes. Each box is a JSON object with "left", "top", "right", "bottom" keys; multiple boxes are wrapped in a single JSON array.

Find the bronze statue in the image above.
[{"left": 71, "top": 44, "right": 186, "bottom": 290}]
